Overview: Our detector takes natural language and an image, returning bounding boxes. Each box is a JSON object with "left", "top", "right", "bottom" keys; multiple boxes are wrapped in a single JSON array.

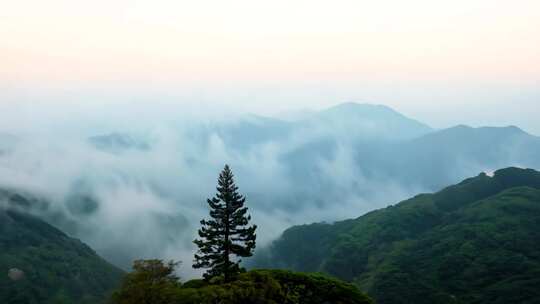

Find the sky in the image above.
[
  {"left": 1, "top": 0, "right": 539, "bottom": 133},
  {"left": 1, "top": 0, "right": 540, "bottom": 274}
]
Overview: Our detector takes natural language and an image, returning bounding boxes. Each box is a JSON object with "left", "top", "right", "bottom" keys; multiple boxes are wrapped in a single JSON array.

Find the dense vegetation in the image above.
[
  {"left": 0, "top": 196, "right": 123, "bottom": 304},
  {"left": 110, "top": 165, "right": 372, "bottom": 304},
  {"left": 111, "top": 259, "right": 373, "bottom": 304},
  {"left": 255, "top": 167, "right": 540, "bottom": 303},
  {"left": 194, "top": 165, "right": 257, "bottom": 281},
  {"left": 3, "top": 166, "right": 539, "bottom": 303}
]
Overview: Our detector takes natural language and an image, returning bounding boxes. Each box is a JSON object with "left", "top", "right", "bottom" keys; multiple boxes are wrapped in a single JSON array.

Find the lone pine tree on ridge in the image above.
[{"left": 193, "top": 165, "right": 257, "bottom": 282}]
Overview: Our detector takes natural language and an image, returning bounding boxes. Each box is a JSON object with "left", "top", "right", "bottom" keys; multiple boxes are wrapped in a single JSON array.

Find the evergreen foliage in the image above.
[
  {"left": 110, "top": 262, "right": 373, "bottom": 304},
  {"left": 193, "top": 165, "right": 257, "bottom": 281},
  {"left": 255, "top": 167, "right": 540, "bottom": 304}
]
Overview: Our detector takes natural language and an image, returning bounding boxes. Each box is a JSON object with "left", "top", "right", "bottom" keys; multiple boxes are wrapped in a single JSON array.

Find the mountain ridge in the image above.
[
  {"left": 254, "top": 167, "right": 540, "bottom": 303},
  {"left": 0, "top": 205, "right": 124, "bottom": 303}
]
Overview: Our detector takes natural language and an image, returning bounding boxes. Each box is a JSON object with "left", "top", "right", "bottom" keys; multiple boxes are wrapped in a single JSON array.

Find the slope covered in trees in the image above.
[
  {"left": 254, "top": 167, "right": 540, "bottom": 303},
  {"left": 0, "top": 203, "right": 123, "bottom": 303}
]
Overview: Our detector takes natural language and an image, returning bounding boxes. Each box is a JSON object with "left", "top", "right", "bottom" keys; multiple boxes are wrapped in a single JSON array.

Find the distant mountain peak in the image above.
[
  {"left": 304, "top": 102, "right": 432, "bottom": 140},
  {"left": 322, "top": 102, "right": 399, "bottom": 116},
  {"left": 450, "top": 124, "right": 473, "bottom": 130},
  {"left": 434, "top": 124, "right": 530, "bottom": 137},
  {"left": 485, "top": 125, "right": 530, "bottom": 137}
]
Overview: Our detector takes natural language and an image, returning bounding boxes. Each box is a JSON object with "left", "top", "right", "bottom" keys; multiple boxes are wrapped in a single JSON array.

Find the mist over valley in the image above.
[{"left": 1, "top": 102, "right": 538, "bottom": 275}]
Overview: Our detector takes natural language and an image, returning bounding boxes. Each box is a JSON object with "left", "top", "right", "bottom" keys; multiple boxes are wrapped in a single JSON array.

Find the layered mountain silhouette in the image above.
[
  {"left": 88, "top": 102, "right": 540, "bottom": 193},
  {"left": 2, "top": 102, "right": 539, "bottom": 277},
  {"left": 299, "top": 102, "right": 432, "bottom": 140}
]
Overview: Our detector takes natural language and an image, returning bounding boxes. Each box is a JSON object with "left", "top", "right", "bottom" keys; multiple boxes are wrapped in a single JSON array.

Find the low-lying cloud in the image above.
[{"left": 0, "top": 101, "right": 538, "bottom": 278}]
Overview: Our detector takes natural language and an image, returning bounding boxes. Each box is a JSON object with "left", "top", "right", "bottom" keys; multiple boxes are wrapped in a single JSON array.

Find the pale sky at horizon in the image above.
[{"left": 1, "top": 0, "right": 539, "bottom": 133}]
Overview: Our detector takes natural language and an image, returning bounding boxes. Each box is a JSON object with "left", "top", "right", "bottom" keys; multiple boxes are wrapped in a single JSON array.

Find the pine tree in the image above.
[{"left": 193, "top": 165, "right": 257, "bottom": 281}]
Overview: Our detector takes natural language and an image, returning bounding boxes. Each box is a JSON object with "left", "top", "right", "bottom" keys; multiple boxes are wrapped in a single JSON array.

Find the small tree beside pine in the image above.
[{"left": 193, "top": 165, "right": 257, "bottom": 282}]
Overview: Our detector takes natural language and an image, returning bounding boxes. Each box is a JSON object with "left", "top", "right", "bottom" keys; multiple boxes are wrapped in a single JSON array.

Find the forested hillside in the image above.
[
  {"left": 0, "top": 197, "right": 123, "bottom": 304},
  {"left": 255, "top": 167, "right": 540, "bottom": 303}
]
